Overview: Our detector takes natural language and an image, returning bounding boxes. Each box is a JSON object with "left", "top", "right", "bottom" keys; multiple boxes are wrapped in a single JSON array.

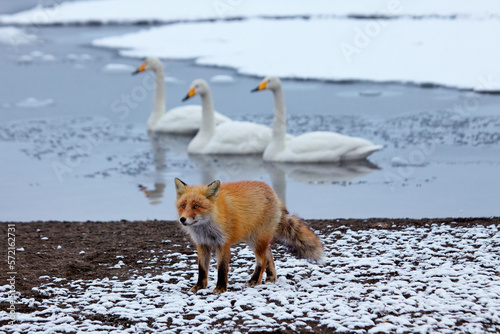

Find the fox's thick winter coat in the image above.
[{"left": 174, "top": 178, "right": 323, "bottom": 293}]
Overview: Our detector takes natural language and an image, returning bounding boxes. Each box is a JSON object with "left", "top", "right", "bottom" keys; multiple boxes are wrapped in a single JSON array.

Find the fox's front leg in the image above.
[
  {"left": 191, "top": 244, "right": 211, "bottom": 293},
  {"left": 214, "top": 245, "right": 231, "bottom": 293}
]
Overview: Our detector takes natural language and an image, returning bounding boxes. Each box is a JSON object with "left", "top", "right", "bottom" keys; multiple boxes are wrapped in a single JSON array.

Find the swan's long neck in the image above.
[
  {"left": 152, "top": 66, "right": 166, "bottom": 118},
  {"left": 189, "top": 88, "right": 216, "bottom": 151},
  {"left": 188, "top": 87, "right": 216, "bottom": 153},
  {"left": 199, "top": 89, "right": 216, "bottom": 134},
  {"left": 271, "top": 86, "right": 287, "bottom": 148}
]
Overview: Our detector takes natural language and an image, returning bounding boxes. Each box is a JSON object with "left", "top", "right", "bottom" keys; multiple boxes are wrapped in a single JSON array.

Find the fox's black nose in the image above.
[{"left": 179, "top": 217, "right": 186, "bottom": 225}]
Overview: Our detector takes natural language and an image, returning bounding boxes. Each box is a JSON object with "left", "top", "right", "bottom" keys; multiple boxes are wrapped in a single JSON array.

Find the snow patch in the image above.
[
  {"left": 92, "top": 18, "right": 500, "bottom": 92},
  {"left": 110, "top": 260, "right": 126, "bottom": 269}
]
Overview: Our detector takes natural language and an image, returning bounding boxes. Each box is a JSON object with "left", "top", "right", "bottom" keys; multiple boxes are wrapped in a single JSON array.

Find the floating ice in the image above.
[
  {"left": 359, "top": 90, "right": 382, "bottom": 97},
  {"left": 15, "top": 97, "right": 55, "bottom": 108},
  {"left": 18, "top": 52, "right": 56, "bottom": 64},
  {"left": 18, "top": 54, "right": 33, "bottom": 64},
  {"left": 210, "top": 74, "right": 235, "bottom": 83},
  {"left": 41, "top": 54, "right": 56, "bottom": 62},
  {"left": 391, "top": 157, "right": 428, "bottom": 167},
  {"left": 66, "top": 53, "right": 93, "bottom": 62},
  {"left": 102, "top": 63, "right": 136, "bottom": 73},
  {"left": 0, "top": 26, "right": 36, "bottom": 45},
  {"left": 30, "top": 50, "right": 44, "bottom": 57},
  {"left": 18, "top": 51, "right": 57, "bottom": 64},
  {"left": 164, "top": 76, "right": 181, "bottom": 83}
]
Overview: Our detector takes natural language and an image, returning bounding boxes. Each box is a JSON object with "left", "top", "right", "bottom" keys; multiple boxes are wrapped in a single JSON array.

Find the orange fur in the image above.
[{"left": 174, "top": 178, "right": 323, "bottom": 293}]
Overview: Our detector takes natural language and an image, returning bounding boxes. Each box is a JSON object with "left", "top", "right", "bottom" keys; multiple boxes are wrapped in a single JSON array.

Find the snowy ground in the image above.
[{"left": 1, "top": 221, "right": 499, "bottom": 333}]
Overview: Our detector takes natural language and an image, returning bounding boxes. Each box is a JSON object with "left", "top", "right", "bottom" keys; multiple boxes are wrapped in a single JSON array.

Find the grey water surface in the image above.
[{"left": 1, "top": 24, "right": 499, "bottom": 221}]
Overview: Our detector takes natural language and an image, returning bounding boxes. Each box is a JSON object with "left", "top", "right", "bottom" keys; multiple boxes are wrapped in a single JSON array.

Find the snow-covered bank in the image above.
[
  {"left": 1, "top": 223, "right": 499, "bottom": 333},
  {"left": 92, "top": 18, "right": 500, "bottom": 92},
  {"left": 2, "top": 0, "right": 500, "bottom": 25},
  {"left": 4, "top": 0, "right": 500, "bottom": 91}
]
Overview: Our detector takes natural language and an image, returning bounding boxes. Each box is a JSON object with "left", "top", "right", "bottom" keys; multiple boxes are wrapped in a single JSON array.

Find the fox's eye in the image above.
[
  {"left": 180, "top": 204, "right": 186, "bottom": 209},
  {"left": 193, "top": 204, "right": 200, "bottom": 209}
]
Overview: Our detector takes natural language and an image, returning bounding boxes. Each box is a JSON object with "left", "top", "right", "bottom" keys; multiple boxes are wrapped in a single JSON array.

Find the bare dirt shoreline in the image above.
[
  {"left": 1, "top": 217, "right": 499, "bottom": 333},
  {"left": 2, "top": 217, "right": 499, "bottom": 295}
]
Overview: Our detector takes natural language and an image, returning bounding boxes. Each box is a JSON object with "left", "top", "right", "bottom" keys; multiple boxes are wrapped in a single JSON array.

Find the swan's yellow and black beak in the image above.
[
  {"left": 251, "top": 80, "right": 267, "bottom": 92},
  {"left": 132, "top": 62, "right": 146, "bottom": 75},
  {"left": 182, "top": 88, "right": 196, "bottom": 102}
]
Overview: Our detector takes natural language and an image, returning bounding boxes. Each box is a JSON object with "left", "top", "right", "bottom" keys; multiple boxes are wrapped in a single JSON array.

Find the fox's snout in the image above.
[{"left": 179, "top": 217, "right": 198, "bottom": 226}]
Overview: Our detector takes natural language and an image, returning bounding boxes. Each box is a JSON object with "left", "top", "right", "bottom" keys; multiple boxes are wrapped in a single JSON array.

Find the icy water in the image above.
[{"left": 1, "top": 25, "right": 500, "bottom": 221}]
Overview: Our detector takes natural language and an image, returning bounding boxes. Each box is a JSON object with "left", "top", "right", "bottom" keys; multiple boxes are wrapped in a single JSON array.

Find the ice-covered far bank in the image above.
[
  {"left": 2, "top": 0, "right": 500, "bottom": 25},
  {"left": 92, "top": 18, "right": 500, "bottom": 92}
]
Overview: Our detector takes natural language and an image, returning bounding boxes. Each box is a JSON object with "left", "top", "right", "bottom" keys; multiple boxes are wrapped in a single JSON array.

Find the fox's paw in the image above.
[
  {"left": 265, "top": 275, "right": 277, "bottom": 283},
  {"left": 213, "top": 286, "right": 227, "bottom": 293},
  {"left": 190, "top": 285, "right": 204, "bottom": 293},
  {"left": 245, "top": 279, "right": 262, "bottom": 287}
]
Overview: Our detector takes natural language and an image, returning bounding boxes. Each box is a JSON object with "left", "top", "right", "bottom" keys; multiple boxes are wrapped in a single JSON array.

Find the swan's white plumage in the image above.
[
  {"left": 149, "top": 105, "right": 228, "bottom": 134},
  {"left": 269, "top": 132, "right": 381, "bottom": 162},
  {"left": 190, "top": 121, "right": 271, "bottom": 154},
  {"left": 184, "top": 79, "right": 273, "bottom": 155},
  {"left": 134, "top": 57, "right": 230, "bottom": 134},
  {"left": 253, "top": 76, "right": 382, "bottom": 162}
]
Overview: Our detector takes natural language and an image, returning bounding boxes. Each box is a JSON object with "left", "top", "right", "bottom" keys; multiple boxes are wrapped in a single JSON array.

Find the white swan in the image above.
[
  {"left": 133, "top": 57, "right": 230, "bottom": 134},
  {"left": 251, "top": 76, "right": 382, "bottom": 162},
  {"left": 182, "top": 79, "right": 272, "bottom": 154}
]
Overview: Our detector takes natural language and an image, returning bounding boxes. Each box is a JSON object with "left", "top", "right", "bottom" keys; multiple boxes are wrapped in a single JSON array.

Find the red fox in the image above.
[{"left": 174, "top": 178, "right": 323, "bottom": 293}]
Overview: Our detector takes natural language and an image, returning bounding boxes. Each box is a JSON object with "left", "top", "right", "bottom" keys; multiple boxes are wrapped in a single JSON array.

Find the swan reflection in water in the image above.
[
  {"left": 138, "top": 133, "right": 380, "bottom": 204},
  {"left": 265, "top": 160, "right": 379, "bottom": 203},
  {"left": 138, "top": 132, "right": 191, "bottom": 204}
]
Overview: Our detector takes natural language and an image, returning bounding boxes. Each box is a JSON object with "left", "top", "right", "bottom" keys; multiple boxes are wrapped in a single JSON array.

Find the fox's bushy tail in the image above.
[{"left": 274, "top": 210, "right": 324, "bottom": 261}]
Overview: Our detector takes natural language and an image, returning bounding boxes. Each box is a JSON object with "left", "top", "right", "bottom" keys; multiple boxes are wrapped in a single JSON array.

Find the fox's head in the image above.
[{"left": 174, "top": 178, "right": 220, "bottom": 227}]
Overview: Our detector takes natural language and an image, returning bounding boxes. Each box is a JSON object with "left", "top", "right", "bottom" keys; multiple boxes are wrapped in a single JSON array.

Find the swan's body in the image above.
[
  {"left": 133, "top": 57, "right": 230, "bottom": 134},
  {"left": 183, "top": 79, "right": 272, "bottom": 154},
  {"left": 252, "top": 76, "right": 382, "bottom": 162}
]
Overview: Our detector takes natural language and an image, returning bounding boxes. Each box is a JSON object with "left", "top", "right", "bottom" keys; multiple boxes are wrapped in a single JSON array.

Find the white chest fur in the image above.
[{"left": 184, "top": 216, "right": 226, "bottom": 246}]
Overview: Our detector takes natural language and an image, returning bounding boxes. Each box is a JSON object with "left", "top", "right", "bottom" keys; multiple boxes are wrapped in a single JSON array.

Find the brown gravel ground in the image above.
[{"left": 0, "top": 217, "right": 499, "bottom": 332}]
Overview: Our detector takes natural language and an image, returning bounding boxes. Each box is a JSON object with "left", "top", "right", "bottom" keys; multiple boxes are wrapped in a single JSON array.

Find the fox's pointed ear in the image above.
[
  {"left": 174, "top": 178, "right": 187, "bottom": 198},
  {"left": 206, "top": 180, "right": 220, "bottom": 200}
]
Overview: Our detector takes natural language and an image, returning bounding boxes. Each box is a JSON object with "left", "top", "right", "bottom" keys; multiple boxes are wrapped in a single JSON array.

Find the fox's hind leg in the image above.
[
  {"left": 264, "top": 246, "right": 277, "bottom": 283},
  {"left": 247, "top": 239, "right": 271, "bottom": 287}
]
